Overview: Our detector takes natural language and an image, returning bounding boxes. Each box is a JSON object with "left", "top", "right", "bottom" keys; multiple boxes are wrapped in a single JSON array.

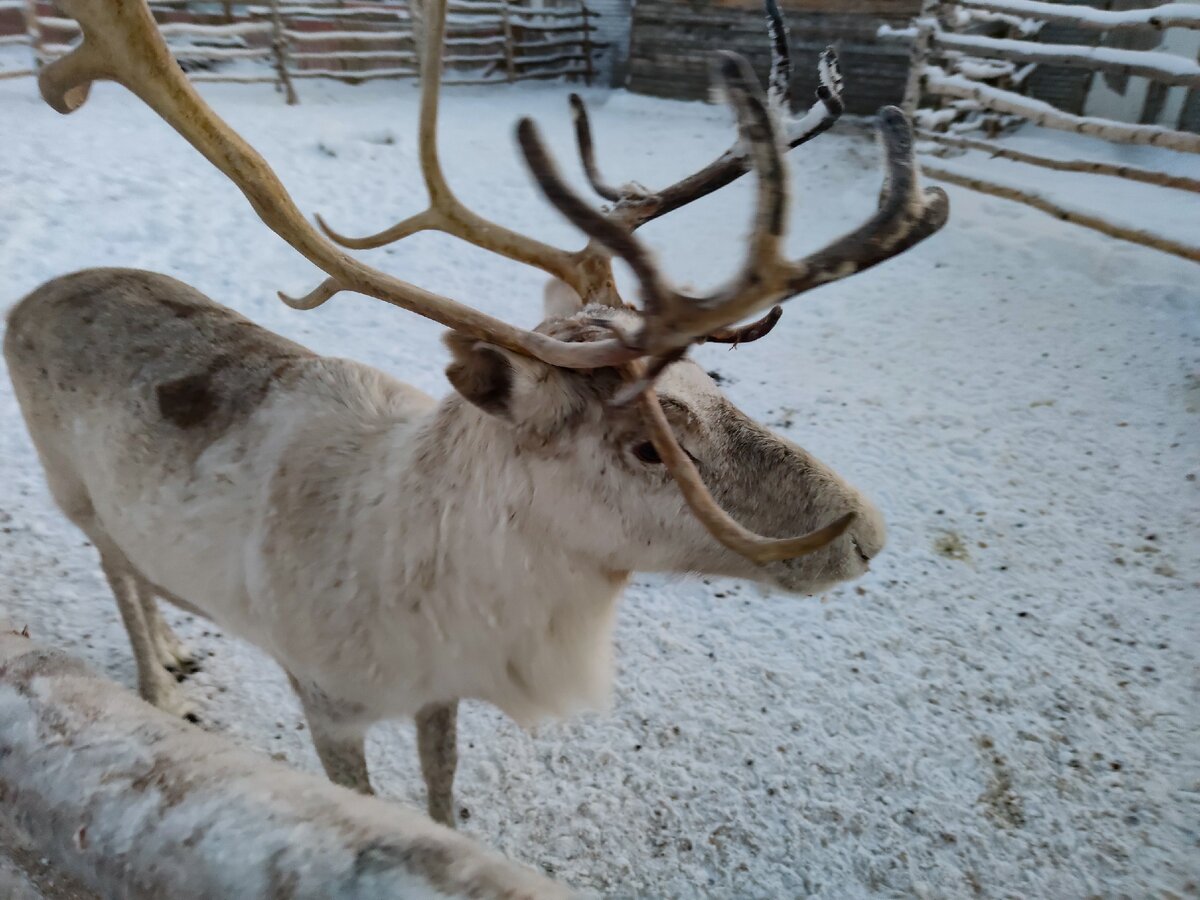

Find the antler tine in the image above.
[
  {"left": 715, "top": 51, "right": 789, "bottom": 269},
  {"left": 703, "top": 306, "right": 783, "bottom": 345},
  {"left": 611, "top": 43, "right": 844, "bottom": 233},
  {"left": 516, "top": 117, "right": 679, "bottom": 329},
  {"left": 568, "top": 94, "right": 622, "bottom": 203},
  {"left": 781, "top": 108, "right": 949, "bottom": 297},
  {"left": 312, "top": 0, "right": 589, "bottom": 292},
  {"left": 314, "top": 209, "right": 438, "bottom": 251}
]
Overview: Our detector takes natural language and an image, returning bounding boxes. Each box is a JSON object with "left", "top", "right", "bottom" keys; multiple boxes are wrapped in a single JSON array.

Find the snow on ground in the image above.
[{"left": 1, "top": 75, "right": 1197, "bottom": 898}]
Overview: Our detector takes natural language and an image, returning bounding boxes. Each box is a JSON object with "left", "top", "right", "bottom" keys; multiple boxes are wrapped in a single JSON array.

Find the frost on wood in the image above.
[
  {"left": 958, "top": 0, "right": 1200, "bottom": 31},
  {"left": 899, "top": 0, "right": 1200, "bottom": 257},
  {"left": 916, "top": 128, "right": 1200, "bottom": 193},
  {"left": 925, "top": 68, "right": 1200, "bottom": 153},
  {"left": 918, "top": 156, "right": 1200, "bottom": 262},
  {"left": 8, "top": 0, "right": 598, "bottom": 97},
  {"left": 0, "top": 631, "right": 569, "bottom": 900},
  {"left": 930, "top": 30, "right": 1200, "bottom": 87}
]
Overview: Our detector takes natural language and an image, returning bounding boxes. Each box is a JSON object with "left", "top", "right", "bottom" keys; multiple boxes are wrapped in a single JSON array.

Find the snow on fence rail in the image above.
[
  {"left": 0, "top": 626, "right": 571, "bottom": 899},
  {"left": 956, "top": 0, "right": 1200, "bottom": 32},
  {"left": 0, "top": 0, "right": 602, "bottom": 95},
  {"left": 886, "top": 0, "right": 1200, "bottom": 262}
]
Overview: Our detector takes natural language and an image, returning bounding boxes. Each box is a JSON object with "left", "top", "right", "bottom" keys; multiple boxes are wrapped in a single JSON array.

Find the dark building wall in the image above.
[
  {"left": 1181, "top": 89, "right": 1200, "bottom": 134},
  {"left": 627, "top": 0, "right": 921, "bottom": 115},
  {"left": 1023, "top": 21, "right": 1097, "bottom": 115}
]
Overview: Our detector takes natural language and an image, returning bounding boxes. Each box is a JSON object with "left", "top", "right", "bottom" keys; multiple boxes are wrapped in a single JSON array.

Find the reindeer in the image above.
[{"left": 5, "top": 0, "right": 947, "bottom": 827}]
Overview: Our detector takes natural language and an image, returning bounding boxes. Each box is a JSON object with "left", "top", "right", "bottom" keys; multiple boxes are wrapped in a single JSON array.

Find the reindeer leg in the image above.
[
  {"left": 287, "top": 672, "right": 373, "bottom": 795},
  {"left": 139, "top": 586, "right": 199, "bottom": 680},
  {"left": 98, "top": 548, "right": 197, "bottom": 722},
  {"left": 416, "top": 700, "right": 459, "bottom": 828}
]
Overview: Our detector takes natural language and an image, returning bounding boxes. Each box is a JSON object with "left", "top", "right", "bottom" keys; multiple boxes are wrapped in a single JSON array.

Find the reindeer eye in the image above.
[{"left": 632, "top": 441, "right": 663, "bottom": 464}]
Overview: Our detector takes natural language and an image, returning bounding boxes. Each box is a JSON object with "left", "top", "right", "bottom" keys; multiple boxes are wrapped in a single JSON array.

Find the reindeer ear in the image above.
[
  {"left": 543, "top": 279, "right": 584, "bottom": 320},
  {"left": 444, "top": 331, "right": 583, "bottom": 432},
  {"left": 444, "top": 331, "right": 516, "bottom": 417}
]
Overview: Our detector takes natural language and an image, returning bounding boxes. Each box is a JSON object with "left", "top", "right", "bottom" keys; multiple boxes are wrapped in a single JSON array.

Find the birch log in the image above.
[
  {"left": 0, "top": 629, "right": 571, "bottom": 900},
  {"left": 925, "top": 67, "right": 1200, "bottom": 152},
  {"left": 920, "top": 160, "right": 1200, "bottom": 262},
  {"left": 930, "top": 30, "right": 1200, "bottom": 88},
  {"left": 901, "top": 0, "right": 941, "bottom": 118},
  {"left": 916, "top": 128, "right": 1200, "bottom": 193},
  {"left": 957, "top": 0, "right": 1200, "bottom": 32}
]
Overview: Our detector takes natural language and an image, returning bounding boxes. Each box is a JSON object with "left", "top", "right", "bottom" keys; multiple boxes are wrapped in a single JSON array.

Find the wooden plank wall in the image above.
[{"left": 628, "top": 0, "right": 921, "bottom": 114}]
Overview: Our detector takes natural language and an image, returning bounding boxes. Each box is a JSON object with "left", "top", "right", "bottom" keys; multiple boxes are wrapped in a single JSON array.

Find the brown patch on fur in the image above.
[{"left": 157, "top": 373, "right": 218, "bottom": 429}]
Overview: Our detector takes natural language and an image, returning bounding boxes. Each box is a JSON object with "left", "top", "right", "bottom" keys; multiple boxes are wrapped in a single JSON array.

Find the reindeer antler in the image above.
[
  {"left": 38, "top": 0, "right": 631, "bottom": 368},
  {"left": 517, "top": 55, "right": 948, "bottom": 360},
  {"left": 38, "top": 0, "right": 947, "bottom": 564}
]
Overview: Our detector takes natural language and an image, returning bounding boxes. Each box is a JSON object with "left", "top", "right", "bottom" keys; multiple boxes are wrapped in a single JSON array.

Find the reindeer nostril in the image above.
[{"left": 850, "top": 535, "right": 871, "bottom": 564}]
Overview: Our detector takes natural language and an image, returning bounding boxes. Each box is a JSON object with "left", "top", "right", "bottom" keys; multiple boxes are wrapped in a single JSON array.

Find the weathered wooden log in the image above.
[
  {"left": 929, "top": 30, "right": 1200, "bottom": 88},
  {"left": 0, "top": 629, "right": 571, "bottom": 900},
  {"left": 925, "top": 67, "right": 1200, "bottom": 152},
  {"left": 957, "top": 0, "right": 1200, "bottom": 32},
  {"left": 920, "top": 159, "right": 1200, "bottom": 262},
  {"left": 916, "top": 128, "right": 1200, "bottom": 193}
]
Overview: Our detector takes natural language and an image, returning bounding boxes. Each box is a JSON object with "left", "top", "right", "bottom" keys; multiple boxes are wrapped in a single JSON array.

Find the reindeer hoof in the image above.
[{"left": 167, "top": 656, "right": 202, "bottom": 682}]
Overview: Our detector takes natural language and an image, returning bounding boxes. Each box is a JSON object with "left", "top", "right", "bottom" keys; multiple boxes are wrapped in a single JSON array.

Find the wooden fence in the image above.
[
  {"left": 0, "top": 0, "right": 602, "bottom": 97},
  {"left": 883, "top": 0, "right": 1200, "bottom": 262},
  {"left": 627, "top": 0, "right": 921, "bottom": 115}
]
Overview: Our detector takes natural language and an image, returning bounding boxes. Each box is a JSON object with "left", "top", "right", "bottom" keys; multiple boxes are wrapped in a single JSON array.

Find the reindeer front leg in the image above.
[
  {"left": 417, "top": 700, "right": 459, "bottom": 828},
  {"left": 287, "top": 673, "right": 373, "bottom": 795}
]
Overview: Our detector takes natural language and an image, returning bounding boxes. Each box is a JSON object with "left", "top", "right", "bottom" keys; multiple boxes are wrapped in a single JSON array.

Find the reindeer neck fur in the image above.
[{"left": 266, "top": 368, "right": 630, "bottom": 726}]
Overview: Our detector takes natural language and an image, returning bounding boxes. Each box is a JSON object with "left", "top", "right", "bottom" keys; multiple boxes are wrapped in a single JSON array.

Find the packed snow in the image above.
[{"left": 1, "top": 75, "right": 1197, "bottom": 898}]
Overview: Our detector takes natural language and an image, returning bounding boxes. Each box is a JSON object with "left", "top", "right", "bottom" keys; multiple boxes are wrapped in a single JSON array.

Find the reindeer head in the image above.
[
  {"left": 39, "top": 0, "right": 944, "bottom": 581},
  {"left": 443, "top": 285, "right": 884, "bottom": 595}
]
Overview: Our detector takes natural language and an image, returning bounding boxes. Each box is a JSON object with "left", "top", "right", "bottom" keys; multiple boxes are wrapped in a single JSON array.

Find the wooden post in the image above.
[
  {"left": 499, "top": 0, "right": 516, "bottom": 83},
  {"left": 580, "top": 3, "right": 594, "bottom": 87},
  {"left": 268, "top": 0, "right": 298, "bottom": 105},
  {"left": 411, "top": 0, "right": 425, "bottom": 71},
  {"left": 22, "top": 0, "right": 42, "bottom": 71},
  {"left": 901, "top": 0, "right": 941, "bottom": 119}
]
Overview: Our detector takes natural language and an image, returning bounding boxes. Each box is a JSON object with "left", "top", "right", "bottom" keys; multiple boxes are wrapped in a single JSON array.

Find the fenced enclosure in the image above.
[
  {"left": 0, "top": 0, "right": 602, "bottom": 95},
  {"left": 627, "top": 0, "right": 921, "bottom": 114},
  {"left": 885, "top": 0, "right": 1200, "bottom": 262}
]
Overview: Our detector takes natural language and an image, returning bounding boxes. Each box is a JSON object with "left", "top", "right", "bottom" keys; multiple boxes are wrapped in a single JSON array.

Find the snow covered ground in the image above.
[{"left": 1, "top": 74, "right": 1197, "bottom": 898}]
